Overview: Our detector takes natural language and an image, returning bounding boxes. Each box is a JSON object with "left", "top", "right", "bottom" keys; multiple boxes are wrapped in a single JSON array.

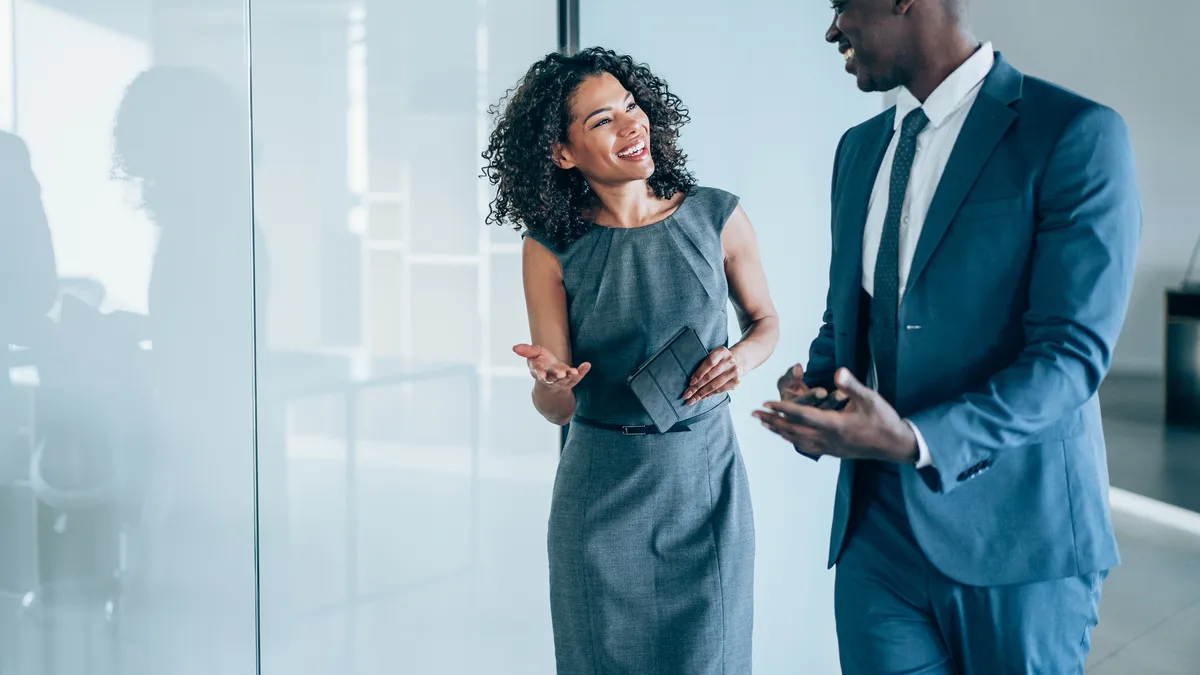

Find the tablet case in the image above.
[{"left": 627, "top": 327, "right": 711, "bottom": 433}]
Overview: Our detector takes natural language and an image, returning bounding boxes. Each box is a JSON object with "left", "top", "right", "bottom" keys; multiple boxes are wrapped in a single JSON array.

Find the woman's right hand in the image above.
[{"left": 514, "top": 344, "right": 591, "bottom": 390}]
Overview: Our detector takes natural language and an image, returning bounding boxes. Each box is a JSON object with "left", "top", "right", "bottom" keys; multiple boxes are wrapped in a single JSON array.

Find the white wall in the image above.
[
  {"left": 967, "top": 1, "right": 1200, "bottom": 375},
  {"left": 581, "top": 3, "right": 883, "bottom": 673},
  {"left": 14, "top": 0, "right": 155, "bottom": 313},
  {"left": 0, "top": 0, "right": 13, "bottom": 131}
]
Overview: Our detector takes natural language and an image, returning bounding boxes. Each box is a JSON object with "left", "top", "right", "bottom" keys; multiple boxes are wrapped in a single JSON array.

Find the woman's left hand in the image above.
[{"left": 683, "top": 347, "right": 743, "bottom": 406}]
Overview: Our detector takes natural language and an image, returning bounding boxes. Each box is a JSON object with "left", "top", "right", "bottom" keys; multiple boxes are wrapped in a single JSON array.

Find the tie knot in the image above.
[{"left": 901, "top": 108, "right": 929, "bottom": 140}]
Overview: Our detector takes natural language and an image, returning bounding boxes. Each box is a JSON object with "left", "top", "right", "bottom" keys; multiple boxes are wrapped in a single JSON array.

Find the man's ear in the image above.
[
  {"left": 552, "top": 142, "right": 576, "bottom": 170},
  {"left": 896, "top": 0, "right": 917, "bottom": 14}
]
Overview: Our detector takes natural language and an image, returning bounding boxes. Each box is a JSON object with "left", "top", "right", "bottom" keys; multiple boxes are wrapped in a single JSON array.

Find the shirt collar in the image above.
[{"left": 894, "top": 42, "right": 995, "bottom": 130}]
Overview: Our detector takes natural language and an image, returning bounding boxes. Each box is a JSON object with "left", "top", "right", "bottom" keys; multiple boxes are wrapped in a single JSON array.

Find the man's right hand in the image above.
[
  {"left": 772, "top": 363, "right": 837, "bottom": 460},
  {"left": 778, "top": 363, "right": 825, "bottom": 402},
  {"left": 776, "top": 363, "right": 846, "bottom": 410},
  {"left": 514, "top": 344, "right": 591, "bottom": 391}
]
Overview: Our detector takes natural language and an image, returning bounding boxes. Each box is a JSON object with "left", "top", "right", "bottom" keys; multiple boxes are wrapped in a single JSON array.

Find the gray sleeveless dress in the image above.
[{"left": 536, "top": 186, "right": 755, "bottom": 675}]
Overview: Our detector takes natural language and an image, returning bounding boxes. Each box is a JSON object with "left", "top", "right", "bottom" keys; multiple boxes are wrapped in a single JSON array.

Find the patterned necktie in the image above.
[{"left": 870, "top": 107, "right": 929, "bottom": 406}]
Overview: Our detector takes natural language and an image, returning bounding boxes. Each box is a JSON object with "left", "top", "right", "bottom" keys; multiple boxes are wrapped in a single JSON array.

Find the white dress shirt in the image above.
[{"left": 862, "top": 43, "right": 996, "bottom": 469}]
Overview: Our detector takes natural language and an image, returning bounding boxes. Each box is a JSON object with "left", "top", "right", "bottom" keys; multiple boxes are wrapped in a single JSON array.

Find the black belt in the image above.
[{"left": 572, "top": 398, "right": 729, "bottom": 436}]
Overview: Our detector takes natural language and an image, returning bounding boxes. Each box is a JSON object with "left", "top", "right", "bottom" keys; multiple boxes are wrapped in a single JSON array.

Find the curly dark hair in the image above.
[{"left": 481, "top": 47, "right": 697, "bottom": 250}]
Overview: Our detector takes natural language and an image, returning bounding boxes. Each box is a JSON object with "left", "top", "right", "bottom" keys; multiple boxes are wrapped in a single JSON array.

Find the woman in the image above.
[{"left": 483, "top": 48, "right": 779, "bottom": 674}]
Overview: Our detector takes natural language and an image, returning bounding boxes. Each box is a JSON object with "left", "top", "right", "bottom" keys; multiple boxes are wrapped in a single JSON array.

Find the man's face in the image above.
[{"left": 825, "top": 0, "right": 912, "bottom": 93}]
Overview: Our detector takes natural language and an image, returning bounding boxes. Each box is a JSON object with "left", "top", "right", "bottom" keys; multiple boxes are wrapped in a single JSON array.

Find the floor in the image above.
[
  {"left": 262, "top": 372, "right": 1200, "bottom": 675},
  {"left": 3, "top": 371, "right": 1197, "bottom": 674},
  {"left": 1087, "top": 511, "right": 1200, "bottom": 674},
  {"left": 1086, "top": 373, "right": 1200, "bottom": 674},
  {"left": 1101, "top": 373, "right": 1200, "bottom": 512},
  {"left": 262, "top": 443, "right": 1200, "bottom": 675}
]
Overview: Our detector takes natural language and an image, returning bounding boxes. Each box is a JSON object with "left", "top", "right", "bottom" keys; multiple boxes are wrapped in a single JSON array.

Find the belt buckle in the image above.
[{"left": 622, "top": 425, "right": 648, "bottom": 436}]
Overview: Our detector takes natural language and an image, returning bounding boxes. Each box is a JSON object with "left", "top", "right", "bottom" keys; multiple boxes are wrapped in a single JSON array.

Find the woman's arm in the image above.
[
  {"left": 684, "top": 204, "right": 781, "bottom": 405},
  {"left": 517, "top": 236, "right": 590, "bottom": 425},
  {"left": 724, "top": 204, "right": 780, "bottom": 371}
]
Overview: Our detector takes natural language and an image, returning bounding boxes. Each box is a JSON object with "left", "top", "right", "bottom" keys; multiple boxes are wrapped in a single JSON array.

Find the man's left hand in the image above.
[{"left": 753, "top": 367, "right": 918, "bottom": 463}]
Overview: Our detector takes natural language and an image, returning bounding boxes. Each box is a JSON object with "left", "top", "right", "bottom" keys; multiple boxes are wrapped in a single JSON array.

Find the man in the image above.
[
  {"left": 1, "top": 131, "right": 58, "bottom": 453},
  {"left": 753, "top": 0, "right": 1141, "bottom": 673},
  {"left": 0, "top": 130, "right": 57, "bottom": 343}
]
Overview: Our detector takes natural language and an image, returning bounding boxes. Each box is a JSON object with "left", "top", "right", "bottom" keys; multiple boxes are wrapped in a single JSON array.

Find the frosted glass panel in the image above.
[
  {"left": 0, "top": 1, "right": 257, "bottom": 674},
  {"left": 249, "top": 1, "right": 561, "bottom": 673}
]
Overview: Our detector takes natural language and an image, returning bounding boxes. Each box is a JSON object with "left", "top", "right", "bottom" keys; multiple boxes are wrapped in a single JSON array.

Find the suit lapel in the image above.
[
  {"left": 835, "top": 113, "right": 894, "bottom": 377},
  {"left": 907, "top": 55, "right": 1024, "bottom": 290},
  {"left": 839, "top": 117, "right": 894, "bottom": 278}
]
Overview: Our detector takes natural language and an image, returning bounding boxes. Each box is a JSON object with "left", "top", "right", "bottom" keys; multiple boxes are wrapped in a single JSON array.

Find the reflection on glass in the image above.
[
  {"left": 1, "top": 1, "right": 257, "bottom": 674},
  {"left": 3, "top": 0, "right": 566, "bottom": 672}
]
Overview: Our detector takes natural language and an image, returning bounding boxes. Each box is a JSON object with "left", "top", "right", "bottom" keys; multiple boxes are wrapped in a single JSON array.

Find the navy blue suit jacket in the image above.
[{"left": 807, "top": 54, "right": 1142, "bottom": 586}]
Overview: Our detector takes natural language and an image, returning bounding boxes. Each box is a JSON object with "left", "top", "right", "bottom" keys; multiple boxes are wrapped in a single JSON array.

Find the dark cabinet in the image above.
[{"left": 1166, "top": 288, "right": 1200, "bottom": 428}]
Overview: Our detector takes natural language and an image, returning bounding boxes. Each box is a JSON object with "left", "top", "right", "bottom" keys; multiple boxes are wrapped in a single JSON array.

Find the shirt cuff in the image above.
[{"left": 905, "top": 419, "right": 934, "bottom": 469}]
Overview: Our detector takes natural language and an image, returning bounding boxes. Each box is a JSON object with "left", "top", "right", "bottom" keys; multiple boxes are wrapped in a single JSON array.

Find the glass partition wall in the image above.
[
  {"left": 1, "top": 1, "right": 258, "bottom": 674},
  {"left": 250, "top": 0, "right": 560, "bottom": 672},
  {"left": 1, "top": 0, "right": 558, "bottom": 673}
]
